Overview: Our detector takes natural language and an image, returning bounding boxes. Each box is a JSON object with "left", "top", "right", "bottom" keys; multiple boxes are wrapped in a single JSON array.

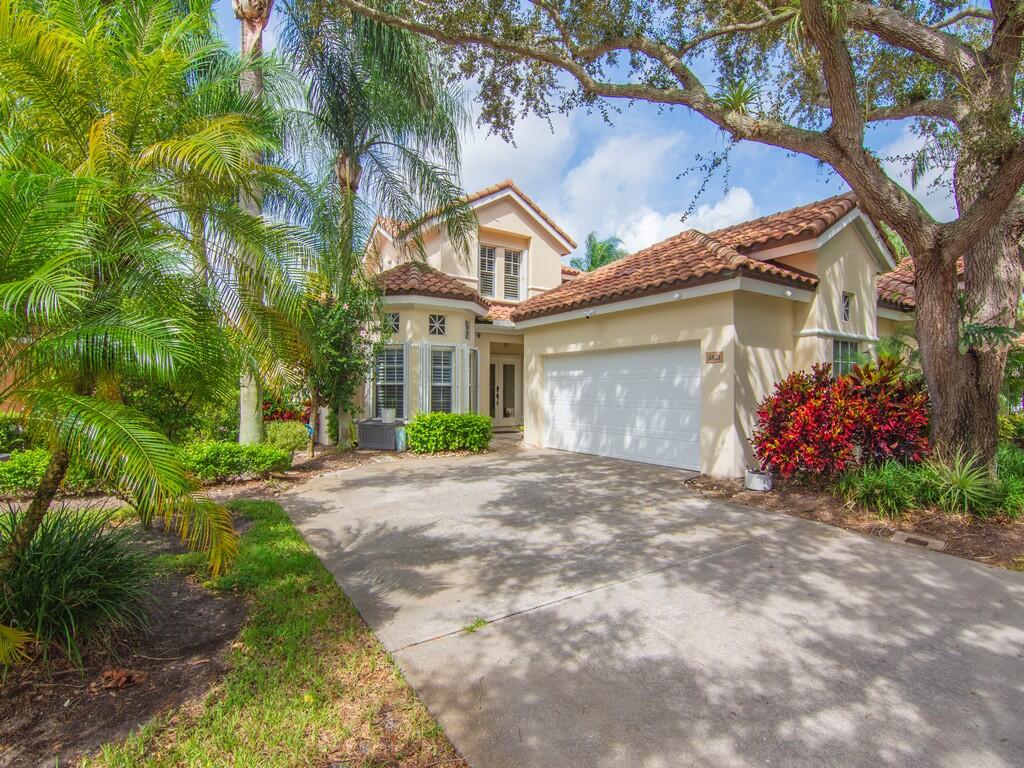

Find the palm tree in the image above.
[
  {"left": 234, "top": 0, "right": 277, "bottom": 445},
  {"left": 570, "top": 233, "right": 630, "bottom": 272},
  {"left": 280, "top": 3, "right": 476, "bottom": 449},
  {"left": 0, "top": 0, "right": 307, "bottom": 662}
]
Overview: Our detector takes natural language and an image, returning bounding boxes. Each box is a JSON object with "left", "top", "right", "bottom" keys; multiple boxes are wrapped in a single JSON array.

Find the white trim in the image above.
[
  {"left": 747, "top": 210, "right": 896, "bottom": 270},
  {"left": 878, "top": 307, "right": 914, "bottom": 322},
  {"left": 795, "top": 328, "right": 879, "bottom": 343},
  {"left": 383, "top": 295, "right": 488, "bottom": 316},
  {"left": 514, "top": 276, "right": 814, "bottom": 329}
]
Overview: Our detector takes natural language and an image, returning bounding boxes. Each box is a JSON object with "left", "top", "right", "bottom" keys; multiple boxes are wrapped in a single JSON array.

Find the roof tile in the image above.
[
  {"left": 378, "top": 262, "right": 488, "bottom": 310},
  {"left": 711, "top": 192, "right": 858, "bottom": 253}
]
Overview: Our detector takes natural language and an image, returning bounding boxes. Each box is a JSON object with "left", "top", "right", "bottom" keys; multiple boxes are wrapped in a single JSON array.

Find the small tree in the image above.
[{"left": 570, "top": 232, "right": 629, "bottom": 272}]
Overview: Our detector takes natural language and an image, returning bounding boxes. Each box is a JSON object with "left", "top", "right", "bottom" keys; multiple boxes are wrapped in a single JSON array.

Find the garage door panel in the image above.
[{"left": 543, "top": 345, "right": 701, "bottom": 470}]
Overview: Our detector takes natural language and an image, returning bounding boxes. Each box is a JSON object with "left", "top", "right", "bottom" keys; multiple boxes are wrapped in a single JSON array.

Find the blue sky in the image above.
[{"left": 214, "top": 1, "right": 953, "bottom": 258}]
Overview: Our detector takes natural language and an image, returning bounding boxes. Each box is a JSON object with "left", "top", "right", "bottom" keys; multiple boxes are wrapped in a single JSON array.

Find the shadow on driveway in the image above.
[{"left": 282, "top": 448, "right": 1024, "bottom": 768}]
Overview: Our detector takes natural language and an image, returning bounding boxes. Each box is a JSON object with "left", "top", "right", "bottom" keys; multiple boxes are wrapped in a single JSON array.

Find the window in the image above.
[
  {"left": 428, "top": 314, "right": 446, "bottom": 336},
  {"left": 386, "top": 312, "right": 400, "bottom": 335},
  {"left": 841, "top": 292, "right": 853, "bottom": 322},
  {"left": 504, "top": 249, "right": 522, "bottom": 300},
  {"left": 479, "top": 245, "right": 496, "bottom": 297},
  {"left": 469, "top": 349, "right": 479, "bottom": 414},
  {"left": 430, "top": 348, "right": 453, "bottom": 413},
  {"left": 464, "top": 319, "right": 470, "bottom": 340},
  {"left": 832, "top": 339, "right": 860, "bottom": 378},
  {"left": 374, "top": 347, "right": 405, "bottom": 418}
]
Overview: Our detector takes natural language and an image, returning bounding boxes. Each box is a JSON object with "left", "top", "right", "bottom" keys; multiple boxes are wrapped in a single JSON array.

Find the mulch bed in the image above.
[
  {"left": 0, "top": 537, "right": 247, "bottom": 768},
  {"left": 687, "top": 476, "right": 1024, "bottom": 570}
]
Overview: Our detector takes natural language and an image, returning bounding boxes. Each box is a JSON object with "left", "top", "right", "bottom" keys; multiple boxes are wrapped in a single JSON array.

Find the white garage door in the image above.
[{"left": 543, "top": 344, "right": 701, "bottom": 470}]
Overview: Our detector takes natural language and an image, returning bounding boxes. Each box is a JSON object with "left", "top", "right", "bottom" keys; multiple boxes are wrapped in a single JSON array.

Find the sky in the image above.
[{"left": 214, "top": 1, "right": 955, "bottom": 260}]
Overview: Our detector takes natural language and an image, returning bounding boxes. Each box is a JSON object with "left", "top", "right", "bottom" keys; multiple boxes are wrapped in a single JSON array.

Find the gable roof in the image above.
[
  {"left": 378, "top": 262, "right": 488, "bottom": 311},
  {"left": 711, "top": 192, "right": 859, "bottom": 253},
  {"left": 372, "top": 179, "right": 576, "bottom": 251},
  {"left": 511, "top": 230, "right": 818, "bottom": 322}
]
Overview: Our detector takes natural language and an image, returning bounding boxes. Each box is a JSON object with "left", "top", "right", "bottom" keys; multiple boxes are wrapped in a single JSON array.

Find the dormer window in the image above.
[
  {"left": 504, "top": 249, "right": 522, "bottom": 300},
  {"left": 841, "top": 292, "right": 853, "bottom": 322},
  {"left": 479, "top": 245, "right": 496, "bottom": 297}
]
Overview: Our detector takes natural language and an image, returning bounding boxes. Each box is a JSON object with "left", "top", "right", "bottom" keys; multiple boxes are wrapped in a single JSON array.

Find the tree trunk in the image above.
[
  {"left": 0, "top": 448, "right": 69, "bottom": 576},
  {"left": 307, "top": 385, "right": 319, "bottom": 459},
  {"left": 235, "top": 1, "right": 271, "bottom": 445},
  {"left": 239, "top": 370, "right": 263, "bottom": 444}
]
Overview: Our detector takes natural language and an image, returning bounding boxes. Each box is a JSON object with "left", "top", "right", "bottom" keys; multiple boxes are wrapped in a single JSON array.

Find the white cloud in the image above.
[
  {"left": 614, "top": 187, "right": 759, "bottom": 252},
  {"left": 880, "top": 127, "right": 957, "bottom": 222}
]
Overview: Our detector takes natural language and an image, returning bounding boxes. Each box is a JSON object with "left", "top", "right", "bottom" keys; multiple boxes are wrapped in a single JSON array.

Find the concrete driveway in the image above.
[{"left": 281, "top": 446, "right": 1024, "bottom": 768}]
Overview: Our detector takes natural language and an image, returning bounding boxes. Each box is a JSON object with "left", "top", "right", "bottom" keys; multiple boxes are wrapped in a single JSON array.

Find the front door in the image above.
[{"left": 489, "top": 356, "right": 521, "bottom": 428}]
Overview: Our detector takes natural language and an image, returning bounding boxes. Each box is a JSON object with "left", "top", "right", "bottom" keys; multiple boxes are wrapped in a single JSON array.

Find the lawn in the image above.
[{"left": 87, "top": 501, "right": 466, "bottom": 768}]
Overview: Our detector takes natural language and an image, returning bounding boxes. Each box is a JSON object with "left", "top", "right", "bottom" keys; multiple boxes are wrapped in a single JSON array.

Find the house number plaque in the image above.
[{"left": 704, "top": 351, "right": 724, "bottom": 364}]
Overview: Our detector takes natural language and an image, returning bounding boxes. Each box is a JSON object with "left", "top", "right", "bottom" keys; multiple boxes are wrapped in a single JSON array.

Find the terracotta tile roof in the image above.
[
  {"left": 877, "top": 258, "right": 916, "bottom": 309},
  {"left": 511, "top": 230, "right": 819, "bottom": 322},
  {"left": 561, "top": 264, "right": 581, "bottom": 281},
  {"left": 711, "top": 192, "right": 858, "bottom": 253},
  {"left": 373, "top": 179, "right": 576, "bottom": 249},
  {"left": 378, "top": 262, "right": 488, "bottom": 311},
  {"left": 481, "top": 301, "right": 517, "bottom": 322}
]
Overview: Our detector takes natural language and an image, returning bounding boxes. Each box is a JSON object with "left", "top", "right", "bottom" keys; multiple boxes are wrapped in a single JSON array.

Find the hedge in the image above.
[
  {"left": 180, "top": 442, "right": 292, "bottom": 484},
  {"left": 0, "top": 442, "right": 292, "bottom": 496},
  {"left": 263, "top": 420, "right": 310, "bottom": 453},
  {"left": 405, "top": 413, "right": 492, "bottom": 454}
]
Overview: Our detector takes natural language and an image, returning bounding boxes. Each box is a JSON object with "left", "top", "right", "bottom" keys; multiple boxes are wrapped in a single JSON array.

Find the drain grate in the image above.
[{"left": 892, "top": 531, "right": 946, "bottom": 551}]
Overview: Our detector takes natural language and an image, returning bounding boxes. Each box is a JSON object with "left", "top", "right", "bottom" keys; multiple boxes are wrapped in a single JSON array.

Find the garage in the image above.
[{"left": 542, "top": 344, "right": 701, "bottom": 470}]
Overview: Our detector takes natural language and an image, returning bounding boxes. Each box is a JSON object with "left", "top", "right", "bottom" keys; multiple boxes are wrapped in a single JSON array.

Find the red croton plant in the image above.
[{"left": 752, "top": 359, "right": 929, "bottom": 479}]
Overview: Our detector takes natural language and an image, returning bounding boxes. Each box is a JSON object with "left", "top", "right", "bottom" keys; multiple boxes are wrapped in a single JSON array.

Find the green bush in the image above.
[
  {"left": 0, "top": 449, "right": 104, "bottom": 496},
  {"left": 181, "top": 441, "right": 292, "bottom": 484},
  {"left": 263, "top": 420, "right": 309, "bottom": 453},
  {"left": 998, "top": 413, "right": 1024, "bottom": 448},
  {"left": 919, "top": 450, "right": 1000, "bottom": 517},
  {"left": 0, "top": 413, "right": 30, "bottom": 452},
  {"left": 0, "top": 506, "right": 152, "bottom": 664},
  {"left": 405, "top": 413, "right": 492, "bottom": 454},
  {"left": 836, "top": 461, "right": 922, "bottom": 518}
]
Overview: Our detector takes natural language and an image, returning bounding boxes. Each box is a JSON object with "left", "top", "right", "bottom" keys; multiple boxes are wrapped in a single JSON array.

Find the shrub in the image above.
[
  {"left": 752, "top": 360, "right": 929, "bottom": 479},
  {"left": 0, "top": 449, "right": 104, "bottom": 496},
  {"left": 919, "top": 450, "right": 1000, "bottom": 517},
  {"left": 264, "top": 420, "right": 309, "bottom": 453},
  {"left": 997, "top": 444, "right": 1024, "bottom": 481},
  {"left": 0, "top": 506, "right": 152, "bottom": 664},
  {"left": 181, "top": 441, "right": 292, "bottom": 484},
  {"left": 999, "top": 476, "right": 1024, "bottom": 520},
  {"left": 0, "top": 413, "right": 30, "bottom": 452},
  {"left": 405, "top": 413, "right": 492, "bottom": 454},
  {"left": 0, "top": 448, "right": 50, "bottom": 494},
  {"left": 836, "top": 461, "right": 922, "bottom": 518},
  {"left": 998, "top": 413, "right": 1024, "bottom": 448}
]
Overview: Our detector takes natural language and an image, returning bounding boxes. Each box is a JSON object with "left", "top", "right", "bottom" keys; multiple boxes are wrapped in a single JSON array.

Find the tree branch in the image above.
[
  {"left": 930, "top": 7, "right": 993, "bottom": 30},
  {"left": 802, "top": 0, "right": 864, "bottom": 149},
  {"left": 944, "top": 139, "right": 1024, "bottom": 259},
  {"left": 846, "top": 2, "right": 980, "bottom": 75},
  {"left": 865, "top": 99, "right": 962, "bottom": 124}
]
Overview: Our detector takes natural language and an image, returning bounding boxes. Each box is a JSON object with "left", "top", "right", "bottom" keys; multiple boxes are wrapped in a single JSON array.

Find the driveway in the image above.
[{"left": 281, "top": 446, "right": 1024, "bottom": 768}]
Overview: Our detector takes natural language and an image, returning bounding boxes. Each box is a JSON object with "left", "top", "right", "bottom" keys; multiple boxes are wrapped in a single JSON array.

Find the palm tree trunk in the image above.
[
  {"left": 235, "top": 0, "right": 273, "bottom": 445},
  {"left": 0, "top": 448, "right": 69, "bottom": 576}
]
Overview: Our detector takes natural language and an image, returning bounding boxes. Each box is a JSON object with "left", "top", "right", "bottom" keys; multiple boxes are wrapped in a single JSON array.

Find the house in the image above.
[{"left": 366, "top": 180, "right": 903, "bottom": 477}]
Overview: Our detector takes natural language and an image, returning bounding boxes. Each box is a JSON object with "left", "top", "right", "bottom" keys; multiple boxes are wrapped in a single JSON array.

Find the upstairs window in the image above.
[
  {"left": 504, "top": 249, "right": 522, "bottom": 300},
  {"left": 386, "top": 312, "right": 400, "bottom": 335},
  {"left": 479, "top": 245, "right": 496, "bottom": 297},
  {"left": 429, "top": 314, "right": 446, "bottom": 336},
  {"left": 841, "top": 292, "right": 853, "bottom": 322},
  {"left": 430, "top": 348, "right": 454, "bottom": 413},
  {"left": 374, "top": 347, "right": 405, "bottom": 418},
  {"left": 832, "top": 339, "right": 859, "bottom": 378}
]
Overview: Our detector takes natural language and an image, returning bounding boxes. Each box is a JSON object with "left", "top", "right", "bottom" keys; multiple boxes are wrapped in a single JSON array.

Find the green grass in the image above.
[
  {"left": 88, "top": 501, "right": 464, "bottom": 768},
  {"left": 463, "top": 617, "right": 488, "bottom": 633}
]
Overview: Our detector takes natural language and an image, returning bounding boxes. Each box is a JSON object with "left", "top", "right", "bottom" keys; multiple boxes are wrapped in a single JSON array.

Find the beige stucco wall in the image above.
[
  {"left": 522, "top": 294, "right": 744, "bottom": 477},
  {"left": 372, "top": 193, "right": 569, "bottom": 302}
]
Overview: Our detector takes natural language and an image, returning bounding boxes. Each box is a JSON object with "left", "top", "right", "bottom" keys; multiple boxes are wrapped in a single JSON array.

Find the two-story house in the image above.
[{"left": 365, "top": 180, "right": 902, "bottom": 477}]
